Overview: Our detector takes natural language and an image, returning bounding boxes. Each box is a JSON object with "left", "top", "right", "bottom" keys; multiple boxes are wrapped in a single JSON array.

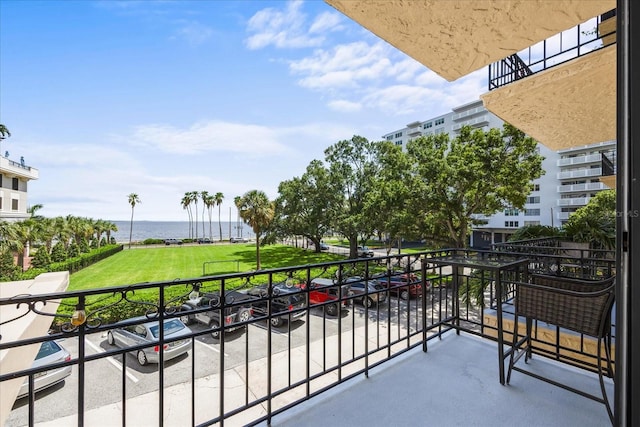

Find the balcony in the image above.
[
  {"left": 557, "top": 154, "right": 604, "bottom": 167},
  {"left": 0, "top": 157, "right": 39, "bottom": 180},
  {"left": 557, "top": 168, "right": 603, "bottom": 180},
  {"left": 451, "top": 115, "right": 489, "bottom": 132},
  {"left": 558, "top": 197, "right": 592, "bottom": 207},
  {"left": 558, "top": 182, "right": 608, "bottom": 193},
  {"left": 1, "top": 249, "right": 616, "bottom": 426}
]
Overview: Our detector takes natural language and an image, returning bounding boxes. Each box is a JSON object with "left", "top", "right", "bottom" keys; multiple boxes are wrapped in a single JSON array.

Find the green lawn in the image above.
[{"left": 69, "top": 244, "right": 346, "bottom": 291}]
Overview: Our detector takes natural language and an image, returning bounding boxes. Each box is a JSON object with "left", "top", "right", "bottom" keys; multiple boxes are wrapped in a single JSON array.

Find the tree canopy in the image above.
[{"left": 238, "top": 189, "right": 274, "bottom": 269}]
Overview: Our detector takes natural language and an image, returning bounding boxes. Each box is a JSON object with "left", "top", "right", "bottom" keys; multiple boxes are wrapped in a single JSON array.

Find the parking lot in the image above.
[{"left": 6, "top": 294, "right": 430, "bottom": 427}]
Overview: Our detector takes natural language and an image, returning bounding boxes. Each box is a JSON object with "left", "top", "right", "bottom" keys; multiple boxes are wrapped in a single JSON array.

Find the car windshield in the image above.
[
  {"left": 149, "top": 319, "right": 185, "bottom": 338},
  {"left": 35, "top": 341, "right": 62, "bottom": 360}
]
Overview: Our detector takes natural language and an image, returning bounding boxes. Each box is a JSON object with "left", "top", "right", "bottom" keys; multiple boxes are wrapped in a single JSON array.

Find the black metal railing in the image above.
[
  {"left": 602, "top": 151, "right": 616, "bottom": 176},
  {"left": 0, "top": 248, "right": 616, "bottom": 426},
  {"left": 488, "top": 9, "right": 617, "bottom": 90}
]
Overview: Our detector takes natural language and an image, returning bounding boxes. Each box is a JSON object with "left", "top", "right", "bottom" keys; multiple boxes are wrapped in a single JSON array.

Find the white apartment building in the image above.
[
  {"left": 382, "top": 99, "right": 615, "bottom": 248},
  {"left": 0, "top": 155, "right": 39, "bottom": 222}
]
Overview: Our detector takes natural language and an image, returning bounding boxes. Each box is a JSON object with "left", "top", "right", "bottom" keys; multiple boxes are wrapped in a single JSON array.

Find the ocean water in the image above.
[{"left": 110, "top": 221, "right": 255, "bottom": 243}]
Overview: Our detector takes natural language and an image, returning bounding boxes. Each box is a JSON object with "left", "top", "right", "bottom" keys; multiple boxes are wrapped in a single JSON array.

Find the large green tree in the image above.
[
  {"left": 237, "top": 190, "right": 274, "bottom": 270},
  {"left": 367, "top": 141, "right": 417, "bottom": 254},
  {"left": 563, "top": 189, "right": 616, "bottom": 249},
  {"left": 274, "top": 160, "right": 341, "bottom": 252},
  {"left": 325, "top": 135, "right": 380, "bottom": 258},
  {"left": 407, "top": 124, "right": 544, "bottom": 248}
]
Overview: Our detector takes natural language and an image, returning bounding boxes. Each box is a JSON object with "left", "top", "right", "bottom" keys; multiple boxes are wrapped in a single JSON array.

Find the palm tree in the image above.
[
  {"left": 215, "top": 192, "right": 224, "bottom": 242},
  {"left": 0, "top": 124, "right": 10, "bottom": 140},
  {"left": 27, "top": 203, "right": 44, "bottom": 219},
  {"left": 188, "top": 191, "right": 199, "bottom": 240},
  {"left": 202, "top": 192, "right": 215, "bottom": 240},
  {"left": 200, "top": 191, "right": 209, "bottom": 239},
  {"left": 127, "top": 193, "right": 140, "bottom": 249},
  {"left": 105, "top": 221, "right": 118, "bottom": 245},
  {"left": 181, "top": 194, "right": 193, "bottom": 238},
  {"left": 237, "top": 190, "right": 274, "bottom": 270},
  {"left": 234, "top": 196, "right": 242, "bottom": 238}
]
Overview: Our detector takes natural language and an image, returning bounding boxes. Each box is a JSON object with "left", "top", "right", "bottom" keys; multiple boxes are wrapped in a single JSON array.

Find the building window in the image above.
[
  {"left": 395, "top": 141, "right": 402, "bottom": 146},
  {"left": 526, "top": 196, "right": 540, "bottom": 204},
  {"left": 525, "top": 209, "right": 541, "bottom": 216},
  {"left": 504, "top": 221, "right": 519, "bottom": 228},
  {"left": 386, "top": 135, "right": 393, "bottom": 141},
  {"left": 504, "top": 208, "right": 519, "bottom": 216},
  {"left": 12, "top": 178, "right": 18, "bottom": 191},
  {"left": 395, "top": 132, "right": 402, "bottom": 138},
  {"left": 532, "top": 184, "right": 540, "bottom": 191},
  {"left": 435, "top": 118, "right": 445, "bottom": 125},
  {"left": 0, "top": 197, "right": 2, "bottom": 210},
  {"left": 423, "top": 122, "right": 433, "bottom": 129},
  {"left": 11, "top": 199, "right": 18, "bottom": 211}
]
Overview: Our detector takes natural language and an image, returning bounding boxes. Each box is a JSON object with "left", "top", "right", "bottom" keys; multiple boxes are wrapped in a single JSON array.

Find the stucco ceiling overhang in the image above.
[
  {"left": 325, "top": 0, "right": 615, "bottom": 82},
  {"left": 481, "top": 45, "right": 616, "bottom": 151}
]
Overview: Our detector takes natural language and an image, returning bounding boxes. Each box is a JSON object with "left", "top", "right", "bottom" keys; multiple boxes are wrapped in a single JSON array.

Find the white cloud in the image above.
[
  {"left": 327, "top": 99, "right": 362, "bottom": 113},
  {"left": 172, "top": 21, "right": 214, "bottom": 45},
  {"left": 308, "top": 11, "right": 343, "bottom": 34},
  {"left": 126, "top": 121, "right": 290, "bottom": 155},
  {"left": 245, "top": 0, "right": 325, "bottom": 49}
]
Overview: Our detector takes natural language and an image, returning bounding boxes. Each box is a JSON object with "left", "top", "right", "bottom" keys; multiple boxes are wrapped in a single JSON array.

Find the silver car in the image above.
[
  {"left": 107, "top": 317, "right": 192, "bottom": 366},
  {"left": 17, "top": 340, "right": 72, "bottom": 399}
]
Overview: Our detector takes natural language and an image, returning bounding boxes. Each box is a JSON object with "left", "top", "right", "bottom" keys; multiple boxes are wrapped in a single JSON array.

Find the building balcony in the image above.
[
  {"left": 0, "top": 156, "right": 39, "bottom": 180},
  {"left": 557, "top": 168, "right": 603, "bottom": 180},
  {"left": 451, "top": 105, "right": 487, "bottom": 121},
  {"left": 557, "top": 183, "right": 608, "bottom": 193},
  {"left": 558, "top": 197, "right": 592, "bottom": 207},
  {"left": 557, "top": 153, "right": 604, "bottom": 167},
  {"left": 1, "top": 249, "right": 616, "bottom": 426},
  {"left": 451, "top": 115, "right": 489, "bottom": 131}
]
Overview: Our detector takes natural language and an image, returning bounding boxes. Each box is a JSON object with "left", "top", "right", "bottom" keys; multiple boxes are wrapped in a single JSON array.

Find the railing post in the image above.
[{"left": 421, "top": 257, "right": 428, "bottom": 353}]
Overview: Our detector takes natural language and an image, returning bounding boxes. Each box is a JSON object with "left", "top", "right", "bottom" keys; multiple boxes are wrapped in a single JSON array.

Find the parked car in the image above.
[
  {"left": 319, "top": 242, "right": 329, "bottom": 251},
  {"left": 180, "top": 290, "right": 256, "bottom": 339},
  {"left": 164, "top": 238, "right": 183, "bottom": 245},
  {"left": 343, "top": 277, "right": 387, "bottom": 307},
  {"left": 16, "top": 340, "right": 72, "bottom": 399},
  {"left": 295, "top": 278, "right": 350, "bottom": 316},
  {"left": 196, "top": 237, "right": 212, "bottom": 244},
  {"left": 230, "top": 237, "right": 249, "bottom": 243},
  {"left": 246, "top": 283, "right": 306, "bottom": 327},
  {"left": 374, "top": 272, "right": 430, "bottom": 300},
  {"left": 107, "top": 317, "right": 192, "bottom": 366},
  {"left": 357, "top": 246, "right": 374, "bottom": 257}
]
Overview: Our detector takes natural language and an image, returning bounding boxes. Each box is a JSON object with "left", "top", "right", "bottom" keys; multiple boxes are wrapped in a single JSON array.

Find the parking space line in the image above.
[
  {"left": 195, "top": 339, "right": 228, "bottom": 356},
  {"left": 85, "top": 339, "right": 139, "bottom": 383},
  {"left": 249, "top": 323, "right": 290, "bottom": 336}
]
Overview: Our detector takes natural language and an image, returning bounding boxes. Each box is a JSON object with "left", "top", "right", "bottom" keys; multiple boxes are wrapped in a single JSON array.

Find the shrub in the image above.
[
  {"left": 51, "top": 242, "right": 68, "bottom": 262},
  {"left": 31, "top": 247, "right": 52, "bottom": 268}
]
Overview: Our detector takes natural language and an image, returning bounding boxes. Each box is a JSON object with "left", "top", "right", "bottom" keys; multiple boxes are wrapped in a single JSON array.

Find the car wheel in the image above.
[
  {"left": 107, "top": 331, "right": 115, "bottom": 345},
  {"left": 237, "top": 308, "right": 251, "bottom": 323},
  {"left": 137, "top": 350, "right": 148, "bottom": 366},
  {"left": 180, "top": 313, "right": 192, "bottom": 325},
  {"left": 210, "top": 320, "right": 221, "bottom": 340},
  {"left": 400, "top": 290, "right": 410, "bottom": 301},
  {"left": 326, "top": 303, "right": 338, "bottom": 316},
  {"left": 365, "top": 297, "right": 374, "bottom": 308},
  {"left": 270, "top": 317, "right": 283, "bottom": 327}
]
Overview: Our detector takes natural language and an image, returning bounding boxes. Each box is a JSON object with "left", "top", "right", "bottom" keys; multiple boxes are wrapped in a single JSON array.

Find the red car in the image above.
[
  {"left": 374, "top": 273, "right": 430, "bottom": 300},
  {"left": 295, "top": 278, "right": 350, "bottom": 316}
]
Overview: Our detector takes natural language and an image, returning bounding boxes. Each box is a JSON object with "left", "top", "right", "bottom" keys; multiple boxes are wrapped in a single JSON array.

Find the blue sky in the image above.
[{"left": 0, "top": 0, "right": 486, "bottom": 221}]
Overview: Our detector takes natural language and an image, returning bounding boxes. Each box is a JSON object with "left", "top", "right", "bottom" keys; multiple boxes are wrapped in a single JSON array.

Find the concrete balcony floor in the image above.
[{"left": 270, "top": 332, "right": 613, "bottom": 427}]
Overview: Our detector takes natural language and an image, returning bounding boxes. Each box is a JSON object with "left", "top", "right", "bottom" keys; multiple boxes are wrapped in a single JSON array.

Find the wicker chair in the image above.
[{"left": 506, "top": 274, "right": 616, "bottom": 423}]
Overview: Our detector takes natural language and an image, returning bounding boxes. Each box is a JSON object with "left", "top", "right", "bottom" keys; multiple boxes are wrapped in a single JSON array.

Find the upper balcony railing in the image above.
[
  {"left": 0, "top": 248, "right": 616, "bottom": 426},
  {"left": 488, "top": 9, "right": 616, "bottom": 91}
]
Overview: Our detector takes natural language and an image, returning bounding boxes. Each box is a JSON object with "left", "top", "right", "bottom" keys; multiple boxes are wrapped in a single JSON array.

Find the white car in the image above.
[
  {"left": 357, "top": 246, "right": 374, "bottom": 257},
  {"left": 17, "top": 340, "right": 72, "bottom": 399},
  {"left": 107, "top": 317, "right": 192, "bottom": 366}
]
